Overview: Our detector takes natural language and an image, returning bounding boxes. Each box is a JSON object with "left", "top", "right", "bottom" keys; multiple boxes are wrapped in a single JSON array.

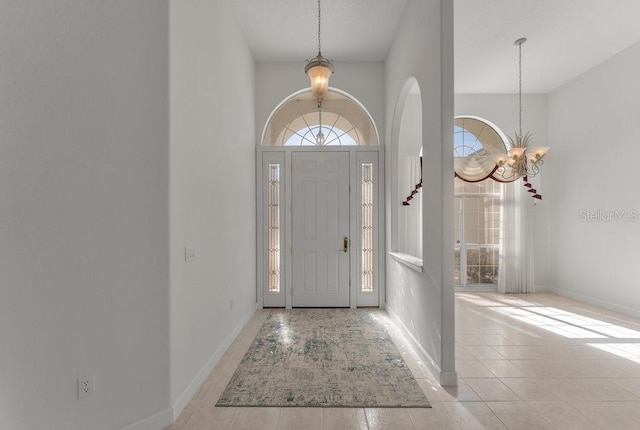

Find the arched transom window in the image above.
[
  {"left": 454, "top": 116, "right": 509, "bottom": 182},
  {"left": 262, "top": 89, "right": 379, "bottom": 146}
]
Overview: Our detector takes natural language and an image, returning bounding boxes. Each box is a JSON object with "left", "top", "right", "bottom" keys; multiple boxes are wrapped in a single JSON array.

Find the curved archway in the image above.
[
  {"left": 261, "top": 88, "right": 380, "bottom": 146},
  {"left": 391, "top": 77, "right": 422, "bottom": 258}
]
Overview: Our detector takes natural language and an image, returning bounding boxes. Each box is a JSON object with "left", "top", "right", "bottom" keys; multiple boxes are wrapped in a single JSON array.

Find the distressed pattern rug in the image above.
[{"left": 216, "top": 309, "right": 431, "bottom": 408}]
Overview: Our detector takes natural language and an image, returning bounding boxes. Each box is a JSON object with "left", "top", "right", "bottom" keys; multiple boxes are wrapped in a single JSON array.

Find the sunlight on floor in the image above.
[{"left": 458, "top": 293, "right": 640, "bottom": 362}]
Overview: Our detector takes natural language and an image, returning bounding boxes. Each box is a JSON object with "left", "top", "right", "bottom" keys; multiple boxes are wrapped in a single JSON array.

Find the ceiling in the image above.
[
  {"left": 232, "top": 0, "right": 640, "bottom": 94},
  {"left": 231, "top": 0, "right": 407, "bottom": 62}
]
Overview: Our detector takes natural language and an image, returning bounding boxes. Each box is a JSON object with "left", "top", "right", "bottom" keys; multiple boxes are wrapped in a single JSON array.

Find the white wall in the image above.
[
  {"left": 255, "top": 62, "right": 385, "bottom": 145},
  {"left": 170, "top": 0, "right": 257, "bottom": 419},
  {"left": 455, "top": 94, "right": 550, "bottom": 289},
  {"left": 0, "top": 2, "right": 170, "bottom": 429},
  {"left": 385, "top": 0, "right": 456, "bottom": 385},
  {"left": 546, "top": 41, "right": 640, "bottom": 315}
]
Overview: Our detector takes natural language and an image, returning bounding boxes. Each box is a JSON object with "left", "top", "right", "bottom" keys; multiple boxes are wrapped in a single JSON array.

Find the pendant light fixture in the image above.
[
  {"left": 305, "top": 0, "right": 334, "bottom": 101},
  {"left": 494, "top": 38, "right": 549, "bottom": 181}
]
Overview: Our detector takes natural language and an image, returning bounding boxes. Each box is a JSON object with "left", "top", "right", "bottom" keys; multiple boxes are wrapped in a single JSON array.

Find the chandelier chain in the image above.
[{"left": 317, "top": 0, "right": 322, "bottom": 54}]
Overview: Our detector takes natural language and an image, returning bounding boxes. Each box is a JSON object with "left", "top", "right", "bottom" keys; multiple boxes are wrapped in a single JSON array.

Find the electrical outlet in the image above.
[
  {"left": 184, "top": 246, "right": 196, "bottom": 263},
  {"left": 77, "top": 375, "right": 94, "bottom": 399}
]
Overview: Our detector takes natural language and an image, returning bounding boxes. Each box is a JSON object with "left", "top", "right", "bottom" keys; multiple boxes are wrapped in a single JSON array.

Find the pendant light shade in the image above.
[{"left": 305, "top": 57, "right": 334, "bottom": 100}]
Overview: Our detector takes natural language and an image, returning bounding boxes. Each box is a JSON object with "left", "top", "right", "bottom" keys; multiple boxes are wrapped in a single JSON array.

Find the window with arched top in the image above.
[
  {"left": 454, "top": 116, "right": 508, "bottom": 182},
  {"left": 453, "top": 116, "right": 506, "bottom": 288},
  {"left": 262, "top": 89, "right": 379, "bottom": 146}
]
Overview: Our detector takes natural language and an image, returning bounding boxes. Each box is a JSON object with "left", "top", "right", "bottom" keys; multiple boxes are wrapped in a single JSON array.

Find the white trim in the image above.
[
  {"left": 257, "top": 146, "right": 385, "bottom": 309},
  {"left": 386, "top": 302, "right": 457, "bottom": 387},
  {"left": 546, "top": 287, "right": 640, "bottom": 319},
  {"left": 388, "top": 252, "right": 423, "bottom": 273},
  {"left": 120, "top": 408, "right": 172, "bottom": 430},
  {"left": 171, "top": 303, "right": 259, "bottom": 421}
]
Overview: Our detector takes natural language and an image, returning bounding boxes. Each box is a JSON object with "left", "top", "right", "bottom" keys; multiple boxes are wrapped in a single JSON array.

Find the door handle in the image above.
[{"left": 341, "top": 236, "right": 349, "bottom": 253}]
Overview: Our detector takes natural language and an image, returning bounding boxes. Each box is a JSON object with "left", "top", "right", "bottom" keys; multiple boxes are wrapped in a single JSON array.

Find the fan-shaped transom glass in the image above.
[
  {"left": 454, "top": 116, "right": 508, "bottom": 182},
  {"left": 262, "top": 89, "right": 379, "bottom": 146}
]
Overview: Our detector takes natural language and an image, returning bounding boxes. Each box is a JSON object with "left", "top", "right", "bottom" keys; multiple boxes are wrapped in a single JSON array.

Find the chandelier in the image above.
[
  {"left": 494, "top": 38, "right": 549, "bottom": 181},
  {"left": 305, "top": 0, "right": 334, "bottom": 101}
]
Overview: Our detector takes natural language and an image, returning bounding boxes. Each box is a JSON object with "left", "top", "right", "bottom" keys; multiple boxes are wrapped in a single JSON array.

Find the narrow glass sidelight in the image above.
[
  {"left": 361, "top": 163, "right": 374, "bottom": 293},
  {"left": 267, "top": 164, "right": 281, "bottom": 293}
]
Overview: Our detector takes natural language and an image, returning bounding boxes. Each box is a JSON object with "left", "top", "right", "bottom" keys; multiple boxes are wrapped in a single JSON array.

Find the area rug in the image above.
[{"left": 216, "top": 309, "right": 431, "bottom": 408}]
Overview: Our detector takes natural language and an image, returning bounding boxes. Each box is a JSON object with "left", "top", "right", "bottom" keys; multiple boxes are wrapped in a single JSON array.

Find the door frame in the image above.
[{"left": 256, "top": 146, "right": 385, "bottom": 309}]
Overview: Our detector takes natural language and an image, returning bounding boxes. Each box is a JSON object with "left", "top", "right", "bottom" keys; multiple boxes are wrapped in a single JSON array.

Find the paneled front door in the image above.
[{"left": 291, "top": 152, "right": 350, "bottom": 307}]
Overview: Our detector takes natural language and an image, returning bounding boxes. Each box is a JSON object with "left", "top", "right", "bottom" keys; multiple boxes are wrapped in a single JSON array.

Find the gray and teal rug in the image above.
[{"left": 216, "top": 309, "right": 431, "bottom": 408}]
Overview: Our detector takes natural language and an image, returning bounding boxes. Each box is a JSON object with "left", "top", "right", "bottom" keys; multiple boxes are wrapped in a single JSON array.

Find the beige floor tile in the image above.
[
  {"left": 463, "top": 345, "right": 504, "bottom": 360},
  {"left": 455, "top": 360, "right": 494, "bottom": 378},
  {"left": 230, "top": 408, "right": 280, "bottom": 430},
  {"left": 321, "top": 408, "right": 368, "bottom": 430},
  {"left": 183, "top": 405, "right": 238, "bottom": 430},
  {"left": 485, "top": 402, "right": 553, "bottom": 430},
  {"left": 455, "top": 335, "right": 487, "bottom": 346},
  {"left": 407, "top": 403, "right": 462, "bottom": 429},
  {"left": 510, "top": 359, "right": 570, "bottom": 377},
  {"left": 276, "top": 408, "right": 322, "bottom": 430},
  {"left": 365, "top": 408, "right": 415, "bottom": 430},
  {"left": 491, "top": 345, "right": 552, "bottom": 360},
  {"left": 442, "top": 402, "right": 507, "bottom": 430},
  {"left": 572, "top": 377, "right": 640, "bottom": 400},
  {"left": 474, "top": 334, "right": 512, "bottom": 346},
  {"left": 478, "top": 359, "right": 529, "bottom": 378},
  {"left": 611, "top": 377, "right": 640, "bottom": 396},
  {"left": 500, "top": 377, "right": 595, "bottom": 401},
  {"left": 570, "top": 401, "right": 640, "bottom": 430},
  {"left": 499, "top": 334, "right": 550, "bottom": 346},
  {"left": 464, "top": 378, "right": 520, "bottom": 401},
  {"left": 609, "top": 359, "right": 640, "bottom": 377},
  {"left": 526, "top": 401, "right": 600, "bottom": 430},
  {"left": 572, "top": 359, "right": 636, "bottom": 378},
  {"left": 455, "top": 346, "right": 476, "bottom": 360}
]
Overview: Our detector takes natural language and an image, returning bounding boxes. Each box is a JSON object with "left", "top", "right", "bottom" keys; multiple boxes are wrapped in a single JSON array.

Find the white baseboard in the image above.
[
  {"left": 535, "top": 284, "right": 548, "bottom": 292},
  {"left": 385, "top": 303, "right": 457, "bottom": 387},
  {"left": 171, "top": 303, "right": 259, "bottom": 420},
  {"left": 546, "top": 287, "right": 640, "bottom": 319},
  {"left": 121, "top": 303, "right": 258, "bottom": 430},
  {"left": 120, "top": 408, "right": 172, "bottom": 430}
]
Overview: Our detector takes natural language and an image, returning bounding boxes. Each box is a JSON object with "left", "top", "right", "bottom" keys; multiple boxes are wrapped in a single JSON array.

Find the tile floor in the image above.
[{"left": 167, "top": 292, "right": 640, "bottom": 429}]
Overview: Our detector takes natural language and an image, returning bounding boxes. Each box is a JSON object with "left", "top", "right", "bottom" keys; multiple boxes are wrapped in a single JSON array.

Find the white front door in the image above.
[{"left": 292, "top": 152, "right": 350, "bottom": 307}]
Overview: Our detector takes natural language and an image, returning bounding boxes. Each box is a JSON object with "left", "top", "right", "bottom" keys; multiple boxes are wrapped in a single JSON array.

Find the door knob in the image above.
[{"left": 341, "top": 236, "right": 349, "bottom": 253}]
